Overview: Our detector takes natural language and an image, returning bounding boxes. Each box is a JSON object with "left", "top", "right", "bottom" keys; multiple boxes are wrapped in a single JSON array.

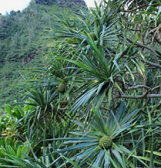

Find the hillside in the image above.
[{"left": 0, "top": 0, "right": 87, "bottom": 106}]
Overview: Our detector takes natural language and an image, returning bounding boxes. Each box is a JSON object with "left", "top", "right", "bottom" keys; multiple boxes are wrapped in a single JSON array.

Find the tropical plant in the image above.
[
  {"left": 1, "top": 100, "right": 74, "bottom": 168},
  {"left": 51, "top": 102, "right": 161, "bottom": 167},
  {"left": 1, "top": 0, "right": 161, "bottom": 167},
  {"left": 53, "top": 0, "right": 161, "bottom": 109},
  {"left": 55, "top": 103, "right": 135, "bottom": 167}
]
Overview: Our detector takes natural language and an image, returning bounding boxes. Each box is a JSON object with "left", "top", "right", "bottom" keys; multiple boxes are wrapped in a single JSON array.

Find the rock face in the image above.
[{"left": 35, "top": 0, "right": 87, "bottom": 8}]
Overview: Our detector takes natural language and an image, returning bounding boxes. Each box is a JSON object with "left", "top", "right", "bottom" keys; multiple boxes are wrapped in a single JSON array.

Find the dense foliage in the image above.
[
  {"left": 0, "top": 0, "right": 74, "bottom": 105},
  {"left": 0, "top": 0, "right": 161, "bottom": 167}
]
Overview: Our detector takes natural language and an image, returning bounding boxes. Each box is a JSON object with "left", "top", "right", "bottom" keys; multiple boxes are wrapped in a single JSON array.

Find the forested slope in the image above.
[{"left": 0, "top": 0, "right": 86, "bottom": 105}]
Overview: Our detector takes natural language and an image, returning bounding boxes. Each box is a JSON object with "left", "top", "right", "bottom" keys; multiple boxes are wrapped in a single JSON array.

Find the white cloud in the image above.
[
  {"left": 84, "top": 0, "right": 100, "bottom": 8},
  {"left": 0, "top": 0, "right": 30, "bottom": 15},
  {"left": 0, "top": 0, "right": 100, "bottom": 15}
]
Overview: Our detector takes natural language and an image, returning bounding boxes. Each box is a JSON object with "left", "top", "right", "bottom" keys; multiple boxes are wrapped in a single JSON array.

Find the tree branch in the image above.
[
  {"left": 125, "top": 85, "right": 150, "bottom": 90},
  {"left": 141, "top": 59, "right": 161, "bottom": 69},
  {"left": 126, "top": 38, "right": 159, "bottom": 64},
  {"left": 119, "top": 85, "right": 161, "bottom": 99},
  {"left": 151, "top": 85, "right": 161, "bottom": 92},
  {"left": 119, "top": 94, "right": 161, "bottom": 99}
]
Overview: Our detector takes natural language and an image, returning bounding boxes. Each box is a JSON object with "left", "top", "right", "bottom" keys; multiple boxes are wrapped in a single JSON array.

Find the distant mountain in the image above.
[
  {"left": 35, "top": 0, "right": 87, "bottom": 7},
  {"left": 0, "top": 0, "right": 87, "bottom": 105}
]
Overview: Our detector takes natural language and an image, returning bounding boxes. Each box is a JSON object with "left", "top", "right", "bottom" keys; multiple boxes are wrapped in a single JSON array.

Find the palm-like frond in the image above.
[{"left": 51, "top": 102, "right": 148, "bottom": 167}]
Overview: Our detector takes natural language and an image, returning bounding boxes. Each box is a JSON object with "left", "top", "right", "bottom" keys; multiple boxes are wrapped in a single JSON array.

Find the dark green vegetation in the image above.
[
  {"left": 0, "top": 0, "right": 86, "bottom": 105},
  {"left": 0, "top": 0, "right": 161, "bottom": 167},
  {"left": 0, "top": 1, "right": 53, "bottom": 105}
]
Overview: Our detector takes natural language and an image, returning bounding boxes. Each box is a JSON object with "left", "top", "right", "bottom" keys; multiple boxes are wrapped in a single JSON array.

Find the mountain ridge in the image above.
[{"left": 35, "top": 0, "right": 87, "bottom": 7}]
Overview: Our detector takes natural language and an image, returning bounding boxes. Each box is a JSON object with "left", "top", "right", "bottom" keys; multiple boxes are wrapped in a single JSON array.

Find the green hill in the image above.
[{"left": 0, "top": 0, "right": 86, "bottom": 105}]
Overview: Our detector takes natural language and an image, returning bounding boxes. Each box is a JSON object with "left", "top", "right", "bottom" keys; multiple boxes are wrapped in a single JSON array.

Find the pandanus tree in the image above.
[
  {"left": 1, "top": 0, "right": 161, "bottom": 167},
  {"left": 46, "top": 0, "right": 161, "bottom": 167},
  {"left": 56, "top": 0, "right": 161, "bottom": 106}
]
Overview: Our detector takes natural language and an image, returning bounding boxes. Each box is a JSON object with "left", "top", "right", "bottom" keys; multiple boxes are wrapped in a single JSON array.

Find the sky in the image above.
[{"left": 0, "top": 0, "right": 99, "bottom": 15}]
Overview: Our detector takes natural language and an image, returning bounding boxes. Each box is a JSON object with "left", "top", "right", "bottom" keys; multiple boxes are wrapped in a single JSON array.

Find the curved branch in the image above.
[
  {"left": 141, "top": 59, "right": 161, "bottom": 69},
  {"left": 119, "top": 85, "right": 161, "bottom": 99},
  {"left": 126, "top": 38, "right": 159, "bottom": 64},
  {"left": 125, "top": 85, "right": 150, "bottom": 90},
  {"left": 151, "top": 85, "right": 161, "bottom": 92},
  {"left": 119, "top": 94, "right": 161, "bottom": 99}
]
